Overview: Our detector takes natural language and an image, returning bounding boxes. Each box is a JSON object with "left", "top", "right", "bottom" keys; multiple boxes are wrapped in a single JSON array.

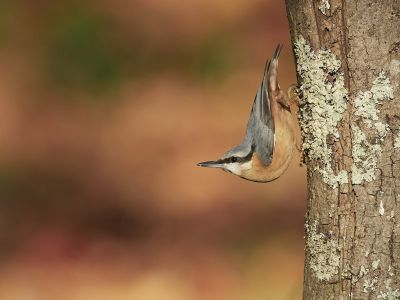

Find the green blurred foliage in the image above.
[
  {"left": 42, "top": 2, "right": 236, "bottom": 95},
  {"left": 0, "top": 0, "right": 12, "bottom": 46},
  {"left": 129, "top": 32, "right": 236, "bottom": 82},
  {"left": 45, "top": 4, "right": 123, "bottom": 92}
]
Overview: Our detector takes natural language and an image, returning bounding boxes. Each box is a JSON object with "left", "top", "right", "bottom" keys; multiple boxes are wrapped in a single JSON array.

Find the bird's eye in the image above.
[{"left": 231, "top": 157, "right": 238, "bottom": 163}]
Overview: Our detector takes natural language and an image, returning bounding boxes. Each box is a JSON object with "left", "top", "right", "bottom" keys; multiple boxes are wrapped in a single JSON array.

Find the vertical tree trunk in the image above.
[{"left": 285, "top": 0, "right": 400, "bottom": 299}]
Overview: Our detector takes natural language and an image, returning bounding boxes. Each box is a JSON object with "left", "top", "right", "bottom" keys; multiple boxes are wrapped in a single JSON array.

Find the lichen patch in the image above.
[
  {"left": 351, "top": 124, "right": 382, "bottom": 184},
  {"left": 294, "top": 37, "right": 394, "bottom": 187},
  {"left": 351, "top": 72, "right": 394, "bottom": 184},
  {"left": 351, "top": 265, "right": 369, "bottom": 283},
  {"left": 294, "top": 36, "right": 348, "bottom": 188},
  {"left": 363, "top": 277, "right": 378, "bottom": 293},
  {"left": 377, "top": 279, "right": 400, "bottom": 299},
  {"left": 305, "top": 220, "right": 340, "bottom": 281},
  {"left": 372, "top": 259, "right": 381, "bottom": 270},
  {"left": 379, "top": 200, "right": 385, "bottom": 216},
  {"left": 359, "top": 265, "right": 369, "bottom": 277},
  {"left": 353, "top": 72, "right": 394, "bottom": 130},
  {"left": 394, "top": 133, "right": 400, "bottom": 149},
  {"left": 318, "top": 0, "right": 331, "bottom": 15}
]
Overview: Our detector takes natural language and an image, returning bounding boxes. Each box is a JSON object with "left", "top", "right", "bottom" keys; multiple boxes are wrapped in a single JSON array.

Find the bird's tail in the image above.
[
  {"left": 266, "top": 44, "right": 283, "bottom": 92},
  {"left": 257, "top": 44, "right": 283, "bottom": 122}
]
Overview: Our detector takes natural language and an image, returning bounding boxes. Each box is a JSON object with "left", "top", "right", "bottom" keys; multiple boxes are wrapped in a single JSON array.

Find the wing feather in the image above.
[{"left": 244, "top": 44, "right": 283, "bottom": 166}]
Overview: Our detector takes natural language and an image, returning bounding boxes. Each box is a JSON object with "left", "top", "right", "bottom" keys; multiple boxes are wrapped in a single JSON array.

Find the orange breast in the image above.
[{"left": 241, "top": 105, "right": 296, "bottom": 182}]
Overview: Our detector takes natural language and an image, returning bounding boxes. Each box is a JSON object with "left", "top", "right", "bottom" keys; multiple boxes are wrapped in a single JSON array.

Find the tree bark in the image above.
[{"left": 285, "top": 0, "right": 400, "bottom": 299}]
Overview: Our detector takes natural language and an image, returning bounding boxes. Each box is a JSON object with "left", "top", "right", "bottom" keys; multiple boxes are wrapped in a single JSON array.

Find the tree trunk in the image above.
[{"left": 284, "top": 0, "right": 400, "bottom": 299}]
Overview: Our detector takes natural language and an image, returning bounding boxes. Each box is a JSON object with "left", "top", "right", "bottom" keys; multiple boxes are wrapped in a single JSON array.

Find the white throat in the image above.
[{"left": 225, "top": 160, "right": 253, "bottom": 175}]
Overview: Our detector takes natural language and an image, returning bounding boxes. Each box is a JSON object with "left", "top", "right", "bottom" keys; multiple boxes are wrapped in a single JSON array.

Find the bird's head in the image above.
[{"left": 197, "top": 144, "right": 255, "bottom": 178}]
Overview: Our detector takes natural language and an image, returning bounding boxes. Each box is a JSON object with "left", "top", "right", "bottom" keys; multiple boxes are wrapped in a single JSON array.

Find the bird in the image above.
[{"left": 197, "top": 44, "right": 297, "bottom": 182}]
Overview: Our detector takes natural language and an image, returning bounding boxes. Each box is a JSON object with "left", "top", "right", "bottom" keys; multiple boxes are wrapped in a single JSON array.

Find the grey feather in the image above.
[{"left": 222, "top": 44, "right": 282, "bottom": 165}]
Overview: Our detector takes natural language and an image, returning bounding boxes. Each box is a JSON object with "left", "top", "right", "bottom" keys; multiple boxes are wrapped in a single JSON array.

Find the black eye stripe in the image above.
[{"left": 218, "top": 144, "right": 255, "bottom": 164}]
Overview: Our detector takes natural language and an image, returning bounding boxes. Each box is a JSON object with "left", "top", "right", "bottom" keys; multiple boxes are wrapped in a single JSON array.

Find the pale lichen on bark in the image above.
[
  {"left": 379, "top": 200, "right": 385, "bottom": 216},
  {"left": 294, "top": 36, "right": 348, "bottom": 188},
  {"left": 377, "top": 279, "right": 400, "bottom": 299},
  {"left": 353, "top": 72, "right": 394, "bottom": 134},
  {"left": 372, "top": 259, "right": 381, "bottom": 270},
  {"left": 394, "top": 134, "right": 400, "bottom": 149},
  {"left": 351, "top": 72, "right": 394, "bottom": 184},
  {"left": 363, "top": 277, "right": 379, "bottom": 293},
  {"left": 294, "top": 37, "right": 395, "bottom": 187},
  {"left": 305, "top": 220, "right": 340, "bottom": 281},
  {"left": 351, "top": 124, "right": 382, "bottom": 184},
  {"left": 318, "top": 0, "right": 330, "bottom": 15}
]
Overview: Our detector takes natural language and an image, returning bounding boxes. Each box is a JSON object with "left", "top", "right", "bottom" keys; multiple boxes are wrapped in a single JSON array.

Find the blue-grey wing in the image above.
[{"left": 244, "top": 44, "right": 282, "bottom": 166}]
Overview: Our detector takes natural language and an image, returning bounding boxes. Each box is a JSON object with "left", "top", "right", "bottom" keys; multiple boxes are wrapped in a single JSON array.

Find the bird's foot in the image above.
[{"left": 287, "top": 84, "right": 299, "bottom": 107}]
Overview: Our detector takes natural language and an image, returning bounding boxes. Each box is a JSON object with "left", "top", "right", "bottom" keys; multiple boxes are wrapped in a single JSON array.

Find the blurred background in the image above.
[{"left": 0, "top": 0, "right": 307, "bottom": 299}]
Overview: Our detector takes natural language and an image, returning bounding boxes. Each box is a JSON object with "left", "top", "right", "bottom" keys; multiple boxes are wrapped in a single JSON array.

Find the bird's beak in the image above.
[{"left": 197, "top": 160, "right": 224, "bottom": 168}]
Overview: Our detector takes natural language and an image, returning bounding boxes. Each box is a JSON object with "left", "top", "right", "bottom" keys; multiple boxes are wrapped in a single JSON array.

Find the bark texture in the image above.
[{"left": 285, "top": 0, "right": 400, "bottom": 299}]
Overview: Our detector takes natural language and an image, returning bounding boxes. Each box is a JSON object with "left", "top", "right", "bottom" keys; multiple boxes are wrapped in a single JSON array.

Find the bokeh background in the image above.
[{"left": 0, "top": 0, "right": 307, "bottom": 299}]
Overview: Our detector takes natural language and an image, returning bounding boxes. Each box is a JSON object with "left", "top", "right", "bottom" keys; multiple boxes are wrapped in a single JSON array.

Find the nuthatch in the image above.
[{"left": 197, "top": 44, "right": 297, "bottom": 182}]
